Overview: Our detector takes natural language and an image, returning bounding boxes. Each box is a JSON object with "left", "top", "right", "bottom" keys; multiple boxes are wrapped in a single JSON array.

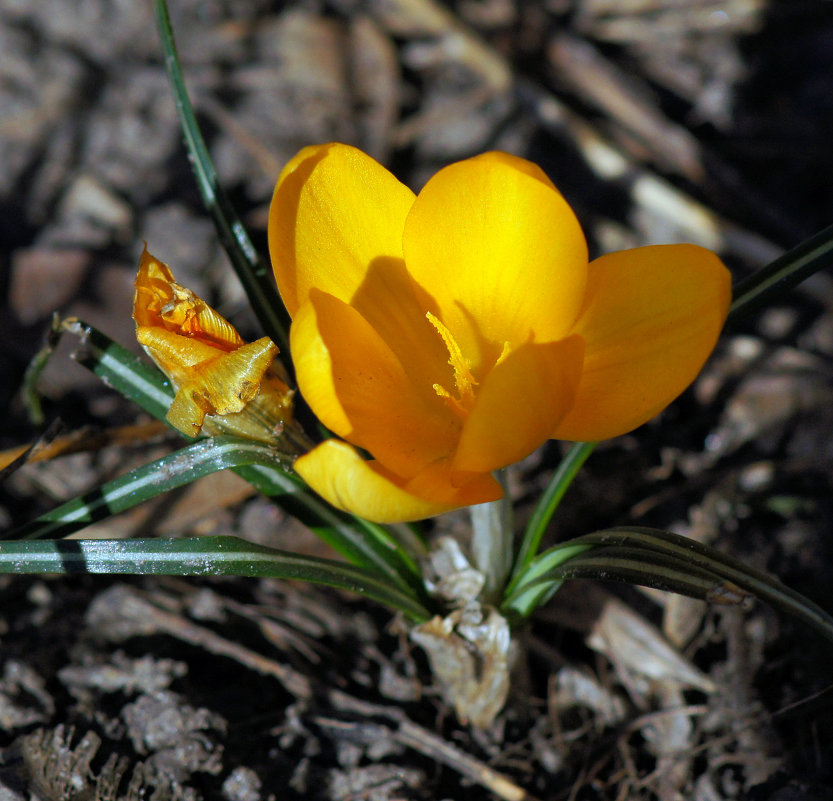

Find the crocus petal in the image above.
[
  {"left": 270, "top": 145, "right": 451, "bottom": 392},
  {"left": 135, "top": 247, "right": 243, "bottom": 349},
  {"left": 403, "top": 152, "right": 588, "bottom": 374},
  {"left": 295, "top": 440, "right": 502, "bottom": 524},
  {"left": 291, "top": 289, "right": 461, "bottom": 477},
  {"left": 552, "top": 244, "right": 731, "bottom": 442},
  {"left": 136, "top": 327, "right": 230, "bottom": 385},
  {"left": 453, "top": 336, "right": 585, "bottom": 476},
  {"left": 269, "top": 143, "right": 416, "bottom": 318},
  {"left": 164, "top": 336, "right": 279, "bottom": 437}
]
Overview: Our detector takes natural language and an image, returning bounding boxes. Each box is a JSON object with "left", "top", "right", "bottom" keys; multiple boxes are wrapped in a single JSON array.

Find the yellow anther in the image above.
[
  {"left": 426, "top": 312, "right": 477, "bottom": 417},
  {"left": 432, "top": 382, "right": 468, "bottom": 418}
]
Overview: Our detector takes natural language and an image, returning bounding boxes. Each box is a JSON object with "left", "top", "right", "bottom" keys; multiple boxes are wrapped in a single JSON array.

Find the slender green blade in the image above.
[
  {"left": 536, "top": 546, "right": 749, "bottom": 599},
  {"left": 0, "top": 536, "right": 430, "bottom": 622},
  {"left": 49, "top": 319, "right": 426, "bottom": 597},
  {"left": 729, "top": 222, "right": 833, "bottom": 325},
  {"left": 502, "top": 542, "right": 591, "bottom": 620},
  {"left": 21, "top": 314, "right": 64, "bottom": 425},
  {"left": 234, "top": 461, "right": 426, "bottom": 596},
  {"left": 152, "top": 0, "right": 288, "bottom": 352},
  {"left": 65, "top": 318, "right": 175, "bottom": 418},
  {"left": 7, "top": 433, "right": 424, "bottom": 598},
  {"left": 507, "top": 526, "right": 833, "bottom": 643},
  {"left": 7, "top": 437, "right": 287, "bottom": 540},
  {"left": 512, "top": 441, "right": 596, "bottom": 581}
]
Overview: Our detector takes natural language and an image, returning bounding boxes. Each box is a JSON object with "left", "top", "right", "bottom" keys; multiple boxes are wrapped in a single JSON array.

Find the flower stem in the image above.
[{"left": 470, "top": 469, "right": 513, "bottom": 605}]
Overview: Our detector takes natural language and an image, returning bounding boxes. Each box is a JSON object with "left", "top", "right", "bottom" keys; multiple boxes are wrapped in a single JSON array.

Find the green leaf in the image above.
[
  {"left": 502, "top": 542, "right": 592, "bottom": 621},
  {"left": 8, "top": 433, "right": 425, "bottom": 600},
  {"left": 7, "top": 436, "right": 290, "bottom": 541},
  {"left": 511, "top": 441, "right": 596, "bottom": 582},
  {"left": 728, "top": 222, "right": 833, "bottom": 325},
  {"left": 152, "top": 0, "right": 289, "bottom": 353},
  {"left": 506, "top": 526, "right": 833, "bottom": 643},
  {"left": 64, "top": 318, "right": 175, "bottom": 419},
  {"left": 38, "top": 319, "right": 428, "bottom": 601},
  {"left": 0, "top": 536, "right": 431, "bottom": 622},
  {"left": 234, "top": 462, "right": 427, "bottom": 597},
  {"left": 20, "top": 314, "right": 63, "bottom": 426}
]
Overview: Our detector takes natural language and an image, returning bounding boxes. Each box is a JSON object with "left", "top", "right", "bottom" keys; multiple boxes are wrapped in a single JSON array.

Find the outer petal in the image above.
[
  {"left": 552, "top": 244, "right": 731, "bottom": 442},
  {"left": 269, "top": 143, "right": 416, "bottom": 317},
  {"left": 403, "top": 152, "right": 588, "bottom": 374},
  {"left": 291, "top": 290, "right": 460, "bottom": 477},
  {"left": 138, "top": 333, "right": 280, "bottom": 437},
  {"left": 270, "top": 144, "right": 451, "bottom": 392},
  {"left": 137, "top": 327, "right": 228, "bottom": 379},
  {"left": 295, "top": 440, "right": 502, "bottom": 523},
  {"left": 178, "top": 337, "right": 279, "bottom": 416},
  {"left": 452, "top": 336, "right": 584, "bottom": 476}
]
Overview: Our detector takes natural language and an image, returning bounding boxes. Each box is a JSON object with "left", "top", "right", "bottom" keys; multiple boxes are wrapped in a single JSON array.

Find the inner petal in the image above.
[
  {"left": 346, "top": 256, "right": 455, "bottom": 398},
  {"left": 292, "top": 290, "right": 462, "bottom": 479},
  {"left": 403, "top": 152, "right": 589, "bottom": 375},
  {"left": 452, "top": 335, "right": 585, "bottom": 477}
]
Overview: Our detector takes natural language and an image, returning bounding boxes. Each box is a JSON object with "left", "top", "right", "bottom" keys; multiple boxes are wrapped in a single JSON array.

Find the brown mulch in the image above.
[{"left": 2, "top": 1, "right": 833, "bottom": 798}]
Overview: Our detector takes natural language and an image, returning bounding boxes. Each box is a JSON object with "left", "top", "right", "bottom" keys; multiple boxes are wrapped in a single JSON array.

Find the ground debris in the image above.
[
  {"left": 0, "top": 660, "right": 54, "bottom": 730},
  {"left": 327, "top": 764, "right": 425, "bottom": 801},
  {"left": 549, "top": 665, "right": 627, "bottom": 728},
  {"left": 122, "top": 692, "right": 225, "bottom": 784},
  {"left": 18, "top": 726, "right": 130, "bottom": 801},
  {"left": 221, "top": 767, "right": 261, "bottom": 801},
  {"left": 59, "top": 652, "right": 188, "bottom": 701}
]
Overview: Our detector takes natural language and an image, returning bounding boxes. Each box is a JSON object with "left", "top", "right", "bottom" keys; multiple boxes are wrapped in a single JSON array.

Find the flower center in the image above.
[{"left": 426, "top": 312, "right": 477, "bottom": 419}]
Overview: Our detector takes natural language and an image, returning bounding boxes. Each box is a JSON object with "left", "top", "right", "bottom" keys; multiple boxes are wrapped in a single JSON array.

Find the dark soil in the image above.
[{"left": 2, "top": 1, "right": 833, "bottom": 799}]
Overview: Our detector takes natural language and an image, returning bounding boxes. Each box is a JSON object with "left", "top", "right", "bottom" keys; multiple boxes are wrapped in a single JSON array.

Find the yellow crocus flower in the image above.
[{"left": 267, "top": 144, "right": 731, "bottom": 523}]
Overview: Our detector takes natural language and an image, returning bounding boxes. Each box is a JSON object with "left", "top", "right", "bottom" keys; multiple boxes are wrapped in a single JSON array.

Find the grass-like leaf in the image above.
[
  {"left": 64, "top": 318, "right": 176, "bottom": 419},
  {"left": 511, "top": 441, "right": 596, "bottom": 582},
  {"left": 505, "top": 526, "right": 833, "bottom": 643},
  {"left": 0, "top": 536, "right": 431, "bottom": 622},
  {"left": 21, "top": 314, "right": 64, "bottom": 425},
  {"left": 502, "top": 542, "right": 593, "bottom": 620},
  {"left": 236, "top": 462, "right": 427, "bottom": 598},
  {"left": 7, "top": 436, "right": 286, "bottom": 541},
  {"left": 152, "top": 0, "right": 289, "bottom": 352},
  {"left": 729, "top": 222, "right": 833, "bottom": 325},
  {"left": 8, "top": 431, "right": 427, "bottom": 601},
  {"left": 35, "top": 318, "right": 428, "bottom": 600}
]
